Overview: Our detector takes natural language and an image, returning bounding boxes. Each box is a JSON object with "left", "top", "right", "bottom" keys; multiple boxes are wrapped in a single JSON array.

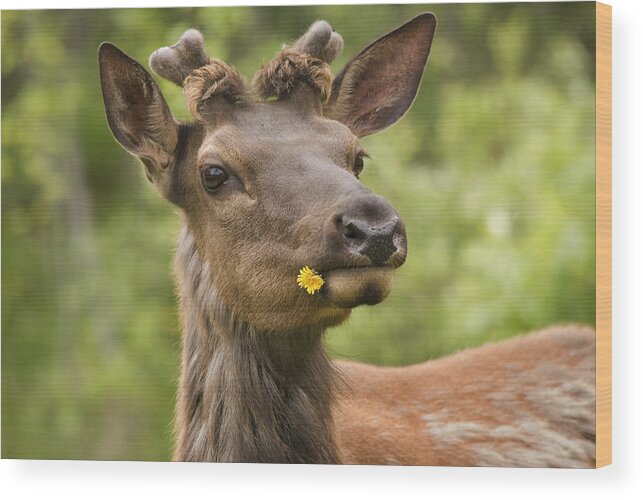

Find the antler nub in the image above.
[
  {"left": 183, "top": 63, "right": 246, "bottom": 118},
  {"left": 149, "top": 22, "right": 344, "bottom": 113},
  {"left": 253, "top": 20, "right": 344, "bottom": 101},
  {"left": 150, "top": 29, "right": 248, "bottom": 119},
  {"left": 292, "top": 20, "right": 344, "bottom": 64},
  {"left": 149, "top": 29, "right": 210, "bottom": 86}
]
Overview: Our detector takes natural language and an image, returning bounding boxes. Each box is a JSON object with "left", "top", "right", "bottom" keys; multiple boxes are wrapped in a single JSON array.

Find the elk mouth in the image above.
[{"left": 321, "top": 265, "right": 396, "bottom": 309}]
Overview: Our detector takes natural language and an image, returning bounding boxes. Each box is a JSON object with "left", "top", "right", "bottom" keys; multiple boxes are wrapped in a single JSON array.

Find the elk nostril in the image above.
[
  {"left": 343, "top": 221, "right": 363, "bottom": 240},
  {"left": 337, "top": 215, "right": 369, "bottom": 242}
]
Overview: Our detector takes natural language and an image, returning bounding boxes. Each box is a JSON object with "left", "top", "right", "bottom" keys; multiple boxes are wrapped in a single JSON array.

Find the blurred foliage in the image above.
[{"left": 1, "top": 3, "right": 596, "bottom": 460}]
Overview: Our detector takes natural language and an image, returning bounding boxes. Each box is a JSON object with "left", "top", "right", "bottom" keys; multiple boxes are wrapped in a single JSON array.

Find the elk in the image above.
[{"left": 98, "top": 13, "right": 596, "bottom": 466}]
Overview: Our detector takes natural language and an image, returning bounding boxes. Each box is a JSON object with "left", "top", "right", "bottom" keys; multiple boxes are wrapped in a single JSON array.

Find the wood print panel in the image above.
[{"left": 1, "top": 2, "right": 608, "bottom": 466}]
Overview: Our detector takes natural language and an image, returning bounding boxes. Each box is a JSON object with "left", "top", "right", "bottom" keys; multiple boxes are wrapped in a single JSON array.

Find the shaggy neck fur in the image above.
[{"left": 172, "top": 225, "right": 339, "bottom": 463}]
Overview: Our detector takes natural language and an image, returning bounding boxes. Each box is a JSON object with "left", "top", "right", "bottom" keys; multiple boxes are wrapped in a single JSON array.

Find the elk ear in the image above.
[
  {"left": 99, "top": 42, "right": 179, "bottom": 183},
  {"left": 324, "top": 13, "right": 436, "bottom": 137}
]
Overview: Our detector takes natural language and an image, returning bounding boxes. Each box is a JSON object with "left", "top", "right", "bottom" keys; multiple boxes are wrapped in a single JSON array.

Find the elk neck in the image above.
[{"left": 172, "top": 223, "right": 340, "bottom": 463}]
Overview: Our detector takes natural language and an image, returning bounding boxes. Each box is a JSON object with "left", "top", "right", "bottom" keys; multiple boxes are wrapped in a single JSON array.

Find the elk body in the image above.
[{"left": 99, "top": 13, "right": 596, "bottom": 466}]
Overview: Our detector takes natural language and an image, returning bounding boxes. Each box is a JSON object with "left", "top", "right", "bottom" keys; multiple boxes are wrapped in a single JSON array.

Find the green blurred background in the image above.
[{"left": 1, "top": 3, "right": 596, "bottom": 460}]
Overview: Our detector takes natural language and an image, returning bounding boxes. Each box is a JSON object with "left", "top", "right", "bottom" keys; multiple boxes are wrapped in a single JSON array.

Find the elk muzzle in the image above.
[{"left": 320, "top": 193, "right": 407, "bottom": 308}]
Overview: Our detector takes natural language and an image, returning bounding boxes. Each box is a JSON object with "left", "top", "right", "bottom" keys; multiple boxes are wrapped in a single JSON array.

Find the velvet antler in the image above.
[
  {"left": 253, "top": 21, "right": 344, "bottom": 101},
  {"left": 291, "top": 20, "right": 344, "bottom": 64},
  {"left": 149, "top": 29, "right": 210, "bottom": 86},
  {"left": 149, "top": 29, "right": 247, "bottom": 119}
]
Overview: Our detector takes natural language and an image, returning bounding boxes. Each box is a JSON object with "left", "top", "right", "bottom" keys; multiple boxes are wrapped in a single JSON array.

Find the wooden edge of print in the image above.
[{"left": 595, "top": 1, "right": 612, "bottom": 469}]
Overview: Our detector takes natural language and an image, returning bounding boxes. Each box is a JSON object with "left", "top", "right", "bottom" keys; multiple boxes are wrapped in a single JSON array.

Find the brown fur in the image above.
[
  {"left": 335, "top": 325, "right": 595, "bottom": 466},
  {"left": 99, "top": 14, "right": 596, "bottom": 466},
  {"left": 173, "top": 226, "right": 340, "bottom": 463}
]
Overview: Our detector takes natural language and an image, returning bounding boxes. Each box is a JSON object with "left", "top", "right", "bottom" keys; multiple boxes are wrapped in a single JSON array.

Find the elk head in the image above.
[{"left": 99, "top": 14, "right": 436, "bottom": 334}]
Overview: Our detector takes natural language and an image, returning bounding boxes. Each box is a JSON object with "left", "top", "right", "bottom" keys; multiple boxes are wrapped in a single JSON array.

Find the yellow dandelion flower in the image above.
[{"left": 297, "top": 266, "right": 325, "bottom": 295}]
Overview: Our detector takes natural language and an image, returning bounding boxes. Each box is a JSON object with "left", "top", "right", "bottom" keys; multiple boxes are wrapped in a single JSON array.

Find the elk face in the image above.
[{"left": 99, "top": 14, "right": 436, "bottom": 333}]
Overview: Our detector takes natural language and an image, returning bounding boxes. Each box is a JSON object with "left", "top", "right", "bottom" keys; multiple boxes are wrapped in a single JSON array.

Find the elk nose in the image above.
[{"left": 339, "top": 216, "right": 400, "bottom": 265}]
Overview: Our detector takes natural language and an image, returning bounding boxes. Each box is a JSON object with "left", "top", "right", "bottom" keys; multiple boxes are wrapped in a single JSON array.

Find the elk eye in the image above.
[
  {"left": 201, "top": 165, "right": 228, "bottom": 192},
  {"left": 353, "top": 153, "right": 365, "bottom": 178}
]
